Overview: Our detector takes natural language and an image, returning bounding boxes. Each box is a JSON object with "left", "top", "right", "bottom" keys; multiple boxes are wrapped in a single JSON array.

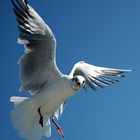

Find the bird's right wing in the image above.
[
  {"left": 11, "top": 0, "right": 61, "bottom": 94},
  {"left": 69, "top": 61, "right": 132, "bottom": 92}
]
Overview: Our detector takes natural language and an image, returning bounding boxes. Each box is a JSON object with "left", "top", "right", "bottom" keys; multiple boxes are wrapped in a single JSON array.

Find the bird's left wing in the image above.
[
  {"left": 11, "top": 0, "right": 61, "bottom": 94},
  {"left": 69, "top": 61, "right": 132, "bottom": 92}
]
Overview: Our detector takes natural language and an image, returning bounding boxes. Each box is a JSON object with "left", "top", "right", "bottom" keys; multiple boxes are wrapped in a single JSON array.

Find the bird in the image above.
[{"left": 10, "top": 0, "right": 132, "bottom": 140}]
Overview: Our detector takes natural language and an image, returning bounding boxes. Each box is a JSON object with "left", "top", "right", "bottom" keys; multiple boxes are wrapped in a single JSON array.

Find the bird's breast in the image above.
[{"left": 34, "top": 77, "right": 74, "bottom": 116}]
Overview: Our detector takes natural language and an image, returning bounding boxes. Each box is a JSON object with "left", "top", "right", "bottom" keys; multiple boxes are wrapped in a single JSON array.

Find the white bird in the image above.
[{"left": 10, "top": 0, "right": 132, "bottom": 140}]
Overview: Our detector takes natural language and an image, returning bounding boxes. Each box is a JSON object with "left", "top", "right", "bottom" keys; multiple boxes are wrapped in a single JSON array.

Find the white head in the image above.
[{"left": 71, "top": 75, "right": 86, "bottom": 91}]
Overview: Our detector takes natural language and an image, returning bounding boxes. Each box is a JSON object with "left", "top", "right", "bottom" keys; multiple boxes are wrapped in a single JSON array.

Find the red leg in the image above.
[
  {"left": 37, "top": 107, "right": 43, "bottom": 127},
  {"left": 52, "top": 117, "right": 64, "bottom": 137}
]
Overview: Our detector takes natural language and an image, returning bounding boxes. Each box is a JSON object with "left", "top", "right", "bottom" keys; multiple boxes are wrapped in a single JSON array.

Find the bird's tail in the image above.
[{"left": 10, "top": 96, "right": 51, "bottom": 140}]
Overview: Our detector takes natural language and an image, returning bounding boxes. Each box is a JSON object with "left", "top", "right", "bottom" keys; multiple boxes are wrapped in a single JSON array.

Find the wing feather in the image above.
[
  {"left": 69, "top": 61, "right": 132, "bottom": 92},
  {"left": 11, "top": 0, "right": 61, "bottom": 94}
]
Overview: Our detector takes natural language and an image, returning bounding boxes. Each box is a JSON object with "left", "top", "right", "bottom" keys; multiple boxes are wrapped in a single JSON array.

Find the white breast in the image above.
[{"left": 33, "top": 76, "right": 74, "bottom": 116}]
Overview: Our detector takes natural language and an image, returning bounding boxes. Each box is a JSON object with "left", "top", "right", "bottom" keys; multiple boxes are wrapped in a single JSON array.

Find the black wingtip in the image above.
[
  {"left": 120, "top": 75, "right": 125, "bottom": 77},
  {"left": 21, "top": 0, "right": 29, "bottom": 9},
  {"left": 24, "top": 0, "right": 28, "bottom": 5}
]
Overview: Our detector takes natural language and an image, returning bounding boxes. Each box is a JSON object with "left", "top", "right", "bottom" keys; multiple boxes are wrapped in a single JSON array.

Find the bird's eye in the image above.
[{"left": 83, "top": 80, "right": 85, "bottom": 84}]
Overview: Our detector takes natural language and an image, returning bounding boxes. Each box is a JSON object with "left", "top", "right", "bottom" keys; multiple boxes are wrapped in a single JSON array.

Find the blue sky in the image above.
[{"left": 0, "top": 0, "right": 140, "bottom": 140}]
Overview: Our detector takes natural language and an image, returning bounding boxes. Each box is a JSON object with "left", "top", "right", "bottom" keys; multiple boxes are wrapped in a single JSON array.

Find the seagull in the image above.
[{"left": 10, "top": 0, "right": 132, "bottom": 140}]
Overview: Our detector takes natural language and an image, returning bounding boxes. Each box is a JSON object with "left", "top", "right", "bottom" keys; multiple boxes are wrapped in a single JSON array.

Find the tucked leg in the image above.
[
  {"left": 37, "top": 107, "right": 43, "bottom": 127},
  {"left": 52, "top": 117, "right": 64, "bottom": 137}
]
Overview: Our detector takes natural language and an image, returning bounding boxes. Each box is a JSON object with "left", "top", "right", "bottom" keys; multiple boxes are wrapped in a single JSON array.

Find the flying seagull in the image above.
[{"left": 10, "top": 0, "right": 132, "bottom": 140}]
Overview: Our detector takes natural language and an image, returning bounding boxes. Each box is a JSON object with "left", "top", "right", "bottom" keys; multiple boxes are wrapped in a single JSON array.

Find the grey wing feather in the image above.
[
  {"left": 69, "top": 61, "right": 132, "bottom": 91},
  {"left": 11, "top": 0, "right": 61, "bottom": 93}
]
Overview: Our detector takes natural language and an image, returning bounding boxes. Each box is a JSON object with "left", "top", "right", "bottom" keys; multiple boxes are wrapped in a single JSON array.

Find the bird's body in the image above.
[
  {"left": 11, "top": 75, "right": 77, "bottom": 139},
  {"left": 32, "top": 75, "right": 75, "bottom": 116},
  {"left": 10, "top": 0, "right": 132, "bottom": 140}
]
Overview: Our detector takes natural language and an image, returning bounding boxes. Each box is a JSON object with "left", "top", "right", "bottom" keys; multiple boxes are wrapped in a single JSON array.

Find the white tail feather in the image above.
[
  {"left": 10, "top": 96, "right": 51, "bottom": 140},
  {"left": 10, "top": 96, "right": 28, "bottom": 107}
]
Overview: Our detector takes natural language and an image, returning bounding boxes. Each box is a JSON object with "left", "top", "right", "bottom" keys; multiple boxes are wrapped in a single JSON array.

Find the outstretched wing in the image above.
[
  {"left": 69, "top": 61, "right": 132, "bottom": 91},
  {"left": 11, "top": 0, "right": 61, "bottom": 93}
]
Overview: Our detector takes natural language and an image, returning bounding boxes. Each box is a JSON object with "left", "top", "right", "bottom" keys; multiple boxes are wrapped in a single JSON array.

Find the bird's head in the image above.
[{"left": 71, "top": 75, "right": 86, "bottom": 91}]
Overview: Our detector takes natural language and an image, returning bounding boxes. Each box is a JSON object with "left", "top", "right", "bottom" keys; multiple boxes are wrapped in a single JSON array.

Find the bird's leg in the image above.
[
  {"left": 37, "top": 107, "right": 44, "bottom": 127},
  {"left": 52, "top": 116, "right": 64, "bottom": 137}
]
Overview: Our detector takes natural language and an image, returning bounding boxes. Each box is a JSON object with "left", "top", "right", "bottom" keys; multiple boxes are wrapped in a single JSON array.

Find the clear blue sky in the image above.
[{"left": 0, "top": 0, "right": 139, "bottom": 140}]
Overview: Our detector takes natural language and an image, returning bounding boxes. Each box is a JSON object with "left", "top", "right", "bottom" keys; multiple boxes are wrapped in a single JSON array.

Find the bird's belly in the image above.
[{"left": 34, "top": 80, "right": 74, "bottom": 116}]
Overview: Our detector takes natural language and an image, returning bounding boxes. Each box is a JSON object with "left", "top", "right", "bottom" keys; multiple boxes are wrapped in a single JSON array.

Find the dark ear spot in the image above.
[
  {"left": 72, "top": 77, "right": 78, "bottom": 82},
  {"left": 75, "top": 77, "right": 78, "bottom": 82}
]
